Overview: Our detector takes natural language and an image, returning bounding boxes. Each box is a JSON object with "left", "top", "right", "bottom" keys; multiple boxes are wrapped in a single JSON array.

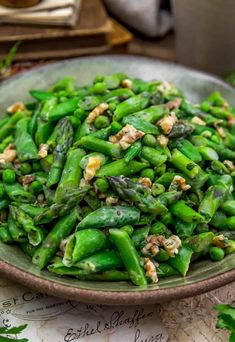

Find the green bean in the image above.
[
  {"left": 77, "top": 206, "right": 140, "bottom": 230},
  {"left": 32, "top": 210, "right": 77, "bottom": 269},
  {"left": 109, "top": 228, "right": 147, "bottom": 285}
]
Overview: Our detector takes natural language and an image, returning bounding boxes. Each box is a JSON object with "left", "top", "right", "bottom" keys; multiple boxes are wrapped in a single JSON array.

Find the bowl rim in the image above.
[
  {"left": 1, "top": 259, "right": 235, "bottom": 305},
  {"left": 0, "top": 54, "right": 234, "bottom": 305}
]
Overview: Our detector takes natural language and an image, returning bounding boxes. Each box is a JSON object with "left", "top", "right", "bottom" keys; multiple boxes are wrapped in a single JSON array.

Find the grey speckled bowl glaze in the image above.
[{"left": 0, "top": 55, "right": 234, "bottom": 305}]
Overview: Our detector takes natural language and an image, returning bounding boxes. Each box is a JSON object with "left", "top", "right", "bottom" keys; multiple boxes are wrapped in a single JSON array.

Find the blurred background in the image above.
[{"left": 0, "top": 0, "right": 235, "bottom": 81}]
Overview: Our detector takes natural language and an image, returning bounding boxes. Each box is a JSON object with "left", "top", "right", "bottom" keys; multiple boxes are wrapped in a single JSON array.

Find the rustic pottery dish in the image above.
[{"left": 0, "top": 55, "right": 234, "bottom": 305}]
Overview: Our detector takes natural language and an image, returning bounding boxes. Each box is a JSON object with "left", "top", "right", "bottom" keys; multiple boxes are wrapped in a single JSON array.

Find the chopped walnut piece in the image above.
[
  {"left": 157, "top": 134, "right": 169, "bottom": 147},
  {"left": 121, "top": 79, "right": 132, "bottom": 89},
  {"left": 191, "top": 116, "right": 206, "bottom": 126},
  {"left": 60, "top": 237, "right": 69, "bottom": 253},
  {"left": 0, "top": 144, "right": 17, "bottom": 163},
  {"left": 106, "top": 196, "right": 119, "bottom": 206},
  {"left": 141, "top": 235, "right": 165, "bottom": 257},
  {"left": 21, "top": 174, "right": 35, "bottom": 186},
  {"left": 38, "top": 144, "right": 49, "bottom": 159},
  {"left": 157, "top": 112, "right": 177, "bottom": 135},
  {"left": 214, "top": 121, "right": 226, "bottom": 138},
  {"left": 37, "top": 193, "right": 45, "bottom": 205},
  {"left": 169, "top": 175, "right": 191, "bottom": 192},
  {"left": 166, "top": 98, "right": 182, "bottom": 110},
  {"left": 162, "top": 235, "right": 181, "bottom": 257},
  {"left": 224, "top": 160, "right": 235, "bottom": 171},
  {"left": 109, "top": 124, "right": 144, "bottom": 150},
  {"left": 84, "top": 157, "right": 101, "bottom": 181},
  {"left": 212, "top": 234, "right": 228, "bottom": 248},
  {"left": 142, "top": 257, "right": 158, "bottom": 284},
  {"left": 7, "top": 101, "right": 25, "bottom": 114},
  {"left": 86, "top": 103, "right": 109, "bottom": 124},
  {"left": 138, "top": 177, "right": 152, "bottom": 189}
]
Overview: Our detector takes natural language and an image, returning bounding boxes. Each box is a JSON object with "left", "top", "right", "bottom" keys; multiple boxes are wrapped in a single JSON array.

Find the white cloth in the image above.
[
  {"left": 0, "top": 0, "right": 81, "bottom": 26},
  {"left": 103, "top": 0, "right": 172, "bottom": 37}
]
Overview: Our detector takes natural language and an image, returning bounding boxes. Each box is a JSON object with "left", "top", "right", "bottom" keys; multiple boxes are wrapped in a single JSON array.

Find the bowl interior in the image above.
[{"left": 0, "top": 55, "right": 234, "bottom": 299}]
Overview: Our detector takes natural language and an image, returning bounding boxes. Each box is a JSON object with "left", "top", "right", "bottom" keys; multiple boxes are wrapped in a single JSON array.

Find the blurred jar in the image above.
[
  {"left": 172, "top": 0, "right": 235, "bottom": 75},
  {"left": 0, "top": 0, "right": 41, "bottom": 8}
]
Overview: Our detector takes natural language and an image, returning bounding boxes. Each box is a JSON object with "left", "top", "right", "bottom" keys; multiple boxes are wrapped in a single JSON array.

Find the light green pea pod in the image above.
[{"left": 63, "top": 229, "right": 108, "bottom": 267}]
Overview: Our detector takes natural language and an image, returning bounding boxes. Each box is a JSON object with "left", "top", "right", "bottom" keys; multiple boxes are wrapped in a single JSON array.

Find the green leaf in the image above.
[
  {"left": 214, "top": 304, "right": 235, "bottom": 334},
  {"left": 0, "top": 324, "right": 27, "bottom": 335},
  {"left": 0, "top": 336, "right": 28, "bottom": 342}
]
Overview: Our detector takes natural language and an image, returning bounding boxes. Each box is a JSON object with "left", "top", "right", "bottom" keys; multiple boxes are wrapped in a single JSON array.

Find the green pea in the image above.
[
  {"left": 29, "top": 181, "right": 43, "bottom": 195},
  {"left": 140, "top": 168, "right": 155, "bottom": 181},
  {"left": 108, "top": 102, "right": 117, "bottom": 112},
  {"left": 92, "top": 82, "right": 106, "bottom": 94},
  {"left": 209, "top": 246, "right": 225, "bottom": 261},
  {"left": 2, "top": 169, "right": 16, "bottom": 184},
  {"left": 142, "top": 134, "right": 156, "bottom": 147},
  {"left": 94, "top": 74, "right": 104, "bottom": 83},
  {"left": 110, "top": 122, "right": 122, "bottom": 134},
  {"left": 94, "top": 178, "right": 109, "bottom": 193},
  {"left": 20, "top": 162, "right": 32, "bottom": 175},
  {"left": 200, "top": 100, "right": 211, "bottom": 112},
  {"left": 94, "top": 115, "right": 110, "bottom": 129},
  {"left": 74, "top": 108, "right": 87, "bottom": 122},
  {"left": 151, "top": 183, "right": 165, "bottom": 196}
]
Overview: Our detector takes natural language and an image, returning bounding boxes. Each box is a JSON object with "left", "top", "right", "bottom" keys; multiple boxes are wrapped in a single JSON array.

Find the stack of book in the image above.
[{"left": 0, "top": 0, "right": 133, "bottom": 60}]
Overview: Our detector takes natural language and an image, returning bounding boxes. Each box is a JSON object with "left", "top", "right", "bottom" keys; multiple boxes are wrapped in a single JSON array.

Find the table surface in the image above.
[{"left": 0, "top": 274, "right": 233, "bottom": 341}]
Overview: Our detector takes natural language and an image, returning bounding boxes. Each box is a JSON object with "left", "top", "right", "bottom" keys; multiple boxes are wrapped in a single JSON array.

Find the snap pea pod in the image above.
[
  {"left": 141, "top": 146, "right": 168, "bottom": 167},
  {"left": 32, "top": 210, "right": 77, "bottom": 269},
  {"left": 170, "top": 200, "right": 204, "bottom": 223},
  {"left": 123, "top": 115, "right": 160, "bottom": 134},
  {"left": 103, "top": 88, "right": 134, "bottom": 102},
  {"left": 8, "top": 213, "right": 27, "bottom": 242},
  {"left": 0, "top": 223, "right": 13, "bottom": 243},
  {"left": 170, "top": 148, "right": 201, "bottom": 179},
  {"left": 15, "top": 117, "right": 38, "bottom": 161},
  {"left": 96, "top": 159, "right": 148, "bottom": 177},
  {"left": 221, "top": 200, "right": 235, "bottom": 216},
  {"left": 0, "top": 111, "right": 24, "bottom": 141},
  {"left": 9, "top": 206, "right": 45, "bottom": 246},
  {"left": 28, "top": 103, "right": 42, "bottom": 138},
  {"left": 76, "top": 206, "right": 140, "bottom": 230},
  {"left": 76, "top": 135, "right": 122, "bottom": 159},
  {"left": 184, "top": 232, "right": 215, "bottom": 254},
  {"left": 114, "top": 92, "right": 150, "bottom": 121},
  {"left": 131, "top": 226, "right": 150, "bottom": 248},
  {"left": 172, "top": 139, "right": 202, "bottom": 164},
  {"left": 124, "top": 105, "right": 168, "bottom": 123},
  {"left": 168, "top": 245, "right": 194, "bottom": 276},
  {"left": 63, "top": 229, "right": 108, "bottom": 266},
  {"left": 109, "top": 228, "right": 147, "bottom": 286},
  {"left": 157, "top": 263, "right": 179, "bottom": 277},
  {"left": 0, "top": 135, "right": 14, "bottom": 153},
  {"left": 75, "top": 250, "right": 123, "bottom": 273},
  {"left": 4, "top": 183, "right": 35, "bottom": 202},
  {"left": 43, "top": 98, "right": 80, "bottom": 122},
  {"left": 30, "top": 89, "right": 54, "bottom": 101}
]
